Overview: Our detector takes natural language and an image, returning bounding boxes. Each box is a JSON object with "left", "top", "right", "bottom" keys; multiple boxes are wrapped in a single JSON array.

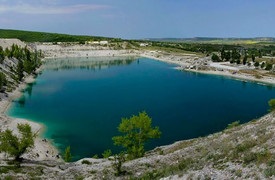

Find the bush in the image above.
[
  {"left": 63, "top": 146, "right": 72, "bottom": 162},
  {"left": 211, "top": 53, "right": 220, "bottom": 62},
  {"left": 268, "top": 99, "right": 275, "bottom": 112},
  {"left": 112, "top": 111, "right": 161, "bottom": 159},
  {"left": 102, "top": 149, "right": 112, "bottom": 158},
  {"left": 0, "top": 123, "right": 34, "bottom": 162},
  {"left": 265, "top": 63, "right": 273, "bottom": 71},
  {"left": 0, "top": 72, "right": 7, "bottom": 90},
  {"left": 226, "top": 121, "right": 240, "bottom": 129},
  {"left": 254, "top": 61, "right": 260, "bottom": 67}
]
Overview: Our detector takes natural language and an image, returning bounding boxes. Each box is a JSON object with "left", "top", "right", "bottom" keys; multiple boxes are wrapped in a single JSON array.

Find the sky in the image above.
[{"left": 0, "top": 0, "right": 275, "bottom": 39}]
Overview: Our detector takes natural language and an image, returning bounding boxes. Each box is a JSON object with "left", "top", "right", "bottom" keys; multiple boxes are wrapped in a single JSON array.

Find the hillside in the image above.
[
  {"left": 148, "top": 37, "right": 275, "bottom": 45},
  {"left": 0, "top": 29, "right": 121, "bottom": 43}
]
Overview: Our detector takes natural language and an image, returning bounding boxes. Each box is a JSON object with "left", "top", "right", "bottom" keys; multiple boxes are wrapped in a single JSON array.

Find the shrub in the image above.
[
  {"left": 226, "top": 121, "right": 240, "bottom": 129},
  {"left": 268, "top": 99, "right": 275, "bottom": 112},
  {"left": 254, "top": 61, "right": 260, "bottom": 67},
  {"left": 102, "top": 149, "right": 112, "bottom": 159},
  {"left": 265, "top": 63, "right": 273, "bottom": 71},
  {"left": 63, "top": 146, "right": 72, "bottom": 162},
  {"left": 211, "top": 53, "right": 220, "bottom": 62},
  {"left": 0, "top": 123, "right": 34, "bottom": 162}
]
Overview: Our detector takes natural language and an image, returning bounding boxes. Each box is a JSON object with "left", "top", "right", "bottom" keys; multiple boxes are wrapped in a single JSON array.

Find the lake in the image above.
[{"left": 7, "top": 57, "right": 275, "bottom": 160}]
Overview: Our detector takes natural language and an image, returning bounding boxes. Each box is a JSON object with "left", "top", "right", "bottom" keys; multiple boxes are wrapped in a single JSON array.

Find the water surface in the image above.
[{"left": 7, "top": 57, "right": 275, "bottom": 160}]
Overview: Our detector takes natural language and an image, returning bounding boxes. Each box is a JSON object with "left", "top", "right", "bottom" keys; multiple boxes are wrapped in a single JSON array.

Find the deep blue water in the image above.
[{"left": 7, "top": 57, "right": 275, "bottom": 160}]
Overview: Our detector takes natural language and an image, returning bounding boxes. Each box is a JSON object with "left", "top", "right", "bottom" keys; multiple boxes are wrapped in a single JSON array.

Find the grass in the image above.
[{"left": 226, "top": 121, "right": 240, "bottom": 129}]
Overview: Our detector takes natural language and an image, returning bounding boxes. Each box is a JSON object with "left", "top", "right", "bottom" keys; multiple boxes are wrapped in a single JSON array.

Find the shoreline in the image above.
[
  {"left": 1, "top": 48, "right": 275, "bottom": 162},
  {"left": 139, "top": 51, "right": 275, "bottom": 86},
  {"left": 183, "top": 69, "right": 275, "bottom": 86},
  {"left": 0, "top": 67, "right": 61, "bottom": 162}
]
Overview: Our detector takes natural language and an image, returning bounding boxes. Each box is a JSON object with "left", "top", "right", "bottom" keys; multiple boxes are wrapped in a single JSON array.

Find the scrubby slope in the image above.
[{"left": 1, "top": 113, "right": 275, "bottom": 179}]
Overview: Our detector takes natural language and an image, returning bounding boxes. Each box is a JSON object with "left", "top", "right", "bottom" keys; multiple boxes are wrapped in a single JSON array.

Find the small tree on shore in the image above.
[
  {"left": 64, "top": 146, "right": 72, "bottom": 162},
  {"left": 112, "top": 111, "right": 161, "bottom": 160},
  {"left": 0, "top": 123, "right": 34, "bottom": 162},
  {"left": 268, "top": 99, "right": 275, "bottom": 112}
]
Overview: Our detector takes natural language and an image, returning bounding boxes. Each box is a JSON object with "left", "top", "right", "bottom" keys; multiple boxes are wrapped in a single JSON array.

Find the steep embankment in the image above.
[
  {"left": 1, "top": 113, "right": 275, "bottom": 179},
  {"left": 0, "top": 39, "right": 60, "bottom": 164}
]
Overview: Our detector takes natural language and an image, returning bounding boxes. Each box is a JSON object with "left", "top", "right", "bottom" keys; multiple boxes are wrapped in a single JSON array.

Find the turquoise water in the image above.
[{"left": 7, "top": 57, "right": 275, "bottom": 160}]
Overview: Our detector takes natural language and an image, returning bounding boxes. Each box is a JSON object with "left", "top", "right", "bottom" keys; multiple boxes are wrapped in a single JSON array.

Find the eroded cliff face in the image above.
[{"left": 0, "top": 112, "right": 274, "bottom": 179}]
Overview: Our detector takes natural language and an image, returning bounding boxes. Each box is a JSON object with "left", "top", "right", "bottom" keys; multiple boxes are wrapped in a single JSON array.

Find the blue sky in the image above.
[{"left": 0, "top": 0, "right": 275, "bottom": 39}]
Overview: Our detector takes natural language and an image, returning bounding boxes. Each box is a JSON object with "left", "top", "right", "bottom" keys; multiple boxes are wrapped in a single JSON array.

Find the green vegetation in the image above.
[
  {"left": 0, "top": 124, "right": 34, "bottom": 162},
  {"left": 268, "top": 99, "right": 275, "bottom": 112},
  {"left": 0, "top": 44, "right": 42, "bottom": 93},
  {"left": 0, "top": 29, "right": 121, "bottom": 43},
  {"left": 211, "top": 53, "right": 220, "bottom": 62},
  {"left": 63, "top": 146, "right": 72, "bottom": 162},
  {"left": 0, "top": 72, "right": 7, "bottom": 90},
  {"left": 112, "top": 111, "right": 161, "bottom": 160},
  {"left": 226, "top": 121, "right": 240, "bottom": 129},
  {"left": 102, "top": 149, "right": 112, "bottom": 158}
]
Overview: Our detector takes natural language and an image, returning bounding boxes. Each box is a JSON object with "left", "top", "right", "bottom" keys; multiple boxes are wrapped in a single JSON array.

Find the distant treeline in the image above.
[
  {"left": 0, "top": 29, "right": 122, "bottom": 43},
  {"left": 151, "top": 41, "right": 275, "bottom": 56}
]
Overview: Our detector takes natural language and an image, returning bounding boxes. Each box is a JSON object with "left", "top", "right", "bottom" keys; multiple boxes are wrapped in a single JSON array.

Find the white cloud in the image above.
[{"left": 0, "top": 3, "right": 110, "bottom": 14}]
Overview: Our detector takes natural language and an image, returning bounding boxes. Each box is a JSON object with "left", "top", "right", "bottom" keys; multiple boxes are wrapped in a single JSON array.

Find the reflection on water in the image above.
[
  {"left": 17, "top": 95, "right": 26, "bottom": 107},
  {"left": 44, "top": 57, "right": 137, "bottom": 71},
  {"left": 24, "top": 82, "right": 36, "bottom": 97}
]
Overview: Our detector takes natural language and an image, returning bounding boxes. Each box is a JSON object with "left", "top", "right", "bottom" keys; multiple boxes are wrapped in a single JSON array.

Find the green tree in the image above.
[
  {"left": 112, "top": 111, "right": 161, "bottom": 159},
  {"left": 0, "top": 46, "right": 5, "bottom": 63},
  {"left": 265, "top": 63, "right": 273, "bottom": 71},
  {"left": 64, "top": 146, "right": 72, "bottom": 162},
  {"left": 254, "top": 61, "right": 260, "bottom": 67},
  {"left": 268, "top": 99, "right": 275, "bottom": 112},
  {"left": 220, "top": 48, "right": 225, "bottom": 61},
  {"left": 232, "top": 49, "right": 241, "bottom": 61},
  {"left": 211, "top": 53, "right": 220, "bottom": 62},
  {"left": 16, "top": 59, "right": 24, "bottom": 81},
  {"left": 0, "top": 123, "right": 34, "bottom": 162},
  {"left": 225, "top": 51, "right": 231, "bottom": 61},
  {"left": 0, "top": 72, "right": 7, "bottom": 90},
  {"left": 243, "top": 55, "right": 247, "bottom": 65},
  {"left": 258, "top": 50, "right": 262, "bottom": 58},
  {"left": 252, "top": 54, "right": 256, "bottom": 62}
]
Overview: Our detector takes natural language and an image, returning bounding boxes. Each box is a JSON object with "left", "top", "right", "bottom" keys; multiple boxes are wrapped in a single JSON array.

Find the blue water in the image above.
[{"left": 7, "top": 57, "right": 275, "bottom": 160}]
